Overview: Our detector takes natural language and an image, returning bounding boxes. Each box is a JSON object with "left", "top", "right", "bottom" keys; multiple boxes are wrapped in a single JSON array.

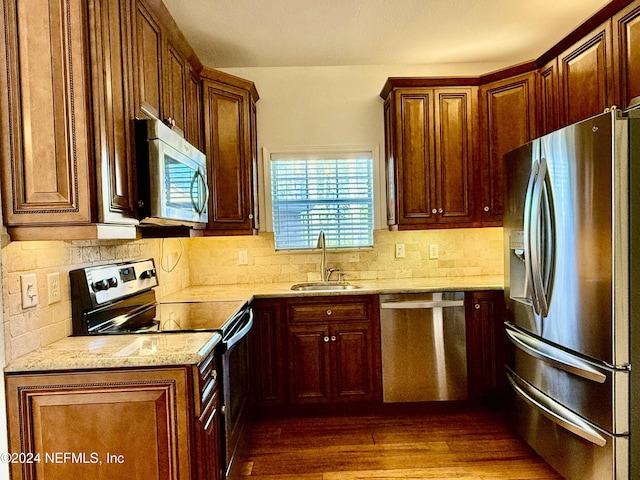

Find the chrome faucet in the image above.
[{"left": 316, "top": 231, "right": 328, "bottom": 282}]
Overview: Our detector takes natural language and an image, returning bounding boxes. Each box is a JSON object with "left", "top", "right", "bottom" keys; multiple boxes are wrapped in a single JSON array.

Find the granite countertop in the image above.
[
  {"left": 158, "top": 275, "right": 504, "bottom": 303},
  {"left": 5, "top": 332, "right": 221, "bottom": 373}
]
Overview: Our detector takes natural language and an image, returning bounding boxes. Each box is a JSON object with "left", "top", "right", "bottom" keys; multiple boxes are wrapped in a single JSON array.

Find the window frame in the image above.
[{"left": 261, "top": 145, "right": 384, "bottom": 251}]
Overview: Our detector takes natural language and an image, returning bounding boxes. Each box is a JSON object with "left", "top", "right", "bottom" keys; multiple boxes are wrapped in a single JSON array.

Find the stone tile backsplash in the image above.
[{"left": 1, "top": 228, "right": 503, "bottom": 362}]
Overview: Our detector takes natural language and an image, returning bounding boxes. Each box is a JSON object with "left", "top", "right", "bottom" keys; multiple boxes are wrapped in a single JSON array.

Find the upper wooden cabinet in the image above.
[
  {"left": 558, "top": 21, "right": 615, "bottom": 127},
  {"left": 0, "top": 0, "right": 138, "bottom": 240},
  {"left": 382, "top": 81, "right": 478, "bottom": 230},
  {"left": 614, "top": 1, "right": 640, "bottom": 109},
  {"left": 537, "top": 58, "right": 560, "bottom": 136},
  {"left": 132, "top": 0, "right": 202, "bottom": 146},
  {"left": 479, "top": 72, "right": 537, "bottom": 226},
  {"left": 202, "top": 69, "right": 259, "bottom": 236}
]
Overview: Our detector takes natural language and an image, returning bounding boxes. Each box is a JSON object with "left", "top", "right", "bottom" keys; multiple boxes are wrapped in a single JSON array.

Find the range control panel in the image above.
[{"left": 71, "top": 259, "right": 158, "bottom": 307}]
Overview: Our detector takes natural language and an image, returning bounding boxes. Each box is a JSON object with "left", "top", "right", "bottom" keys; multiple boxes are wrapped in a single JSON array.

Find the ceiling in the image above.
[{"left": 163, "top": 0, "right": 611, "bottom": 69}]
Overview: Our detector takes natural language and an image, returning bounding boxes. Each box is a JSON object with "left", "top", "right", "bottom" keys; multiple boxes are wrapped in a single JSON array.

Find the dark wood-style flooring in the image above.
[{"left": 239, "top": 408, "right": 564, "bottom": 480}]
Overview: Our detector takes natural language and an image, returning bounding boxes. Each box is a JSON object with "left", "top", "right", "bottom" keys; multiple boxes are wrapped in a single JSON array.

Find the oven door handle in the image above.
[{"left": 225, "top": 309, "right": 254, "bottom": 349}]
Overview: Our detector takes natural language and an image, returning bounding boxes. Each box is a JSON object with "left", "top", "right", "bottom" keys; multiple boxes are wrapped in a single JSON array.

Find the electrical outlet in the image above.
[
  {"left": 395, "top": 243, "right": 405, "bottom": 258},
  {"left": 47, "top": 272, "right": 61, "bottom": 304},
  {"left": 239, "top": 250, "right": 248, "bottom": 265},
  {"left": 20, "top": 273, "right": 38, "bottom": 309},
  {"left": 429, "top": 244, "right": 439, "bottom": 259}
]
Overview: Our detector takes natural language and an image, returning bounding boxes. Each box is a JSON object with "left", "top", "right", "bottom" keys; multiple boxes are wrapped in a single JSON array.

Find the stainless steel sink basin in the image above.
[{"left": 290, "top": 282, "right": 361, "bottom": 291}]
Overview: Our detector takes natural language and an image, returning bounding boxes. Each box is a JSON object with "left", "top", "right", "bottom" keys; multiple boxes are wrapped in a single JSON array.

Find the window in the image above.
[{"left": 266, "top": 150, "right": 375, "bottom": 250}]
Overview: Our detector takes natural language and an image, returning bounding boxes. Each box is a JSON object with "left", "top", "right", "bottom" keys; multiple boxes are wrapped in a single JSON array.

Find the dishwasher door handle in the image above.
[{"left": 380, "top": 300, "right": 465, "bottom": 309}]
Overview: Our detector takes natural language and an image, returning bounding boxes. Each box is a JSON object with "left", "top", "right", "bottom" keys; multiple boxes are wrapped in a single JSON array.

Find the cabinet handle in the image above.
[
  {"left": 326, "top": 309, "right": 332, "bottom": 316},
  {"left": 475, "top": 304, "right": 481, "bottom": 309},
  {"left": 331, "top": 335, "right": 336, "bottom": 342},
  {"left": 484, "top": 206, "right": 490, "bottom": 212},
  {"left": 323, "top": 336, "right": 330, "bottom": 342}
]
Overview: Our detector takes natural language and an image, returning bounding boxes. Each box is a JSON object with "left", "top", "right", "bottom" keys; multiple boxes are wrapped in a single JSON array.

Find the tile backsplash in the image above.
[{"left": 1, "top": 228, "right": 503, "bottom": 362}]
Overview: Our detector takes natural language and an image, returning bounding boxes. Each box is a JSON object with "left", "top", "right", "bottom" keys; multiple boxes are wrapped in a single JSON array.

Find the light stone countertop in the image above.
[
  {"left": 158, "top": 275, "right": 504, "bottom": 303},
  {"left": 5, "top": 332, "right": 221, "bottom": 373}
]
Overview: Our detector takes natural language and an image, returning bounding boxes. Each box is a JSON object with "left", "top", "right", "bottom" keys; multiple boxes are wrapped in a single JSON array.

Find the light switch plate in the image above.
[
  {"left": 239, "top": 250, "right": 248, "bottom": 265},
  {"left": 20, "top": 273, "right": 38, "bottom": 309}
]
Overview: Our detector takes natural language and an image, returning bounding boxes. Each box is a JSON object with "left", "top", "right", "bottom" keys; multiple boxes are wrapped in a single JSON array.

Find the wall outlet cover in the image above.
[
  {"left": 395, "top": 244, "right": 405, "bottom": 258},
  {"left": 47, "top": 272, "right": 61, "bottom": 304}
]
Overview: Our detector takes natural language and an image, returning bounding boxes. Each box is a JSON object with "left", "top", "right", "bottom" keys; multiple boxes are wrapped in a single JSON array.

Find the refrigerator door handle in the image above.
[
  {"left": 523, "top": 160, "right": 541, "bottom": 313},
  {"left": 529, "top": 158, "right": 552, "bottom": 317},
  {"left": 505, "top": 323, "right": 607, "bottom": 383},
  {"left": 506, "top": 370, "right": 607, "bottom": 447}
]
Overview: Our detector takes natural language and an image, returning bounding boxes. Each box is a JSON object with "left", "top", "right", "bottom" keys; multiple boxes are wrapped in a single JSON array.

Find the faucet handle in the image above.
[{"left": 326, "top": 267, "right": 341, "bottom": 282}]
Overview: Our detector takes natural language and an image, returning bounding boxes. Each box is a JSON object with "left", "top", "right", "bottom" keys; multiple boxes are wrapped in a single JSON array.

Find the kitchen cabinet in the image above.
[
  {"left": 132, "top": 0, "right": 202, "bottom": 144},
  {"left": 202, "top": 68, "right": 259, "bottom": 236},
  {"left": 614, "top": 0, "right": 640, "bottom": 109},
  {"left": 286, "top": 295, "right": 382, "bottom": 404},
  {"left": 558, "top": 21, "right": 615, "bottom": 127},
  {"left": 5, "top": 367, "right": 193, "bottom": 480},
  {"left": 537, "top": 58, "right": 561, "bottom": 136},
  {"left": 251, "top": 298, "right": 288, "bottom": 408},
  {"left": 479, "top": 72, "right": 537, "bottom": 226},
  {"left": 465, "top": 290, "right": 507, "bottom": 402},
  {"left": 0, "top": 0, "right": 138, "bottom": 241},
  {"left": 382, "top": 81, "right": 478, "bottom": 230},
  {"left": 5, "top": 349, "right": 223, "bottom": 480}
]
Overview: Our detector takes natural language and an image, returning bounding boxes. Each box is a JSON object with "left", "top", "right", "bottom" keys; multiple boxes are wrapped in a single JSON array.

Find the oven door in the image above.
[{"left": 220, "top": 307, "right": 254, "bottom": 477}]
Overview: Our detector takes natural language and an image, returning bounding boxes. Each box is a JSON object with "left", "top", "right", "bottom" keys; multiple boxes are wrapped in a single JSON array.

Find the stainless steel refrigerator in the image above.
[{"left": 503, "top": 107, "right": 640, "bottom": 480}]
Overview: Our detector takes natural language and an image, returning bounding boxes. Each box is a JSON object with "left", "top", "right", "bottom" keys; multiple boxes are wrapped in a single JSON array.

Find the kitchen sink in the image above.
[{"left": 290, "top": 282, "right": 361, "bottom": 291}]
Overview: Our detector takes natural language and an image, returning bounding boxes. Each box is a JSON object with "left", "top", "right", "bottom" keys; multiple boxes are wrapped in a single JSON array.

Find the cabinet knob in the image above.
[
  {"left": 326, "top": 309, "right": 332, "bottom": 316},
  {"left": 438, "top": 208, "right": 443, "bottom": 214},
  {"left": 483, "top": 206, "right": 490, "bottom": 212},
  {"left": 475, "top": 303, "right": 481, "bottom": 309},
  {"left": 248, "top": 214, "right": 254, "bottom": 219},
  {"left": 431, "top": 209, "right": 438, "bottom": 214},
  {"left": 323, "top": 336, "right": 330, "bottom": 342},
  {"left": 331, "top": 335, "right": 336, "bottom": 342}
]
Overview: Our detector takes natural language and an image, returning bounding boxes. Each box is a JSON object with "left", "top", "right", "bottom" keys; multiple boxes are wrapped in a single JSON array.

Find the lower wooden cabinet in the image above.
[
  {"left": 465, "top": 290, "right": 507, "bottom": 402},
  {"left": 286, "top": 296, "right": 382, "bottom": 405},
  {"left": 6, "top": 357, "right": 222, "bottom": 480}
]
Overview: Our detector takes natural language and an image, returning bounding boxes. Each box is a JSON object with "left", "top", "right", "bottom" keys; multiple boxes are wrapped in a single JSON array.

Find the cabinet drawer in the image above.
[
  {"left": 288, "top": 297, "right": 371, "bottom": 324},
  {"left": 194, "top": 348, "right": 218, "bottom": 416}
]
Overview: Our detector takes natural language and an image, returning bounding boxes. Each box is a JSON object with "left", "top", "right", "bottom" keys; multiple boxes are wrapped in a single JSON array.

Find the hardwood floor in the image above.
[{"left": 239, "top": 407, "right": 563, "bottom": 480}]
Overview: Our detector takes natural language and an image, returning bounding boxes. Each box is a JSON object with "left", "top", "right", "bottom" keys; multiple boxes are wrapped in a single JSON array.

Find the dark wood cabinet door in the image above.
[
  {"left": 614, "top": 1, "right": 640, "bottom": 109},
  {"left": 89, "top": 0, "right": 138, "bottom": 224},
  {"left": 394, "top": 89, "right": 437, "bottom": 226},
  {"left": 331, "top": 323, "right": 376, "bottom": 402},
  {"left": 433, "top": 88, "right": 476, "bottom": 225},
  {"left": 185, "top": 69, "right": 202, "bottom": 149},
  {"left": 133, "top": 0, "right": 163, "bottom": 120},
  {"left": 164, "top": 40, "right": 187, "bottom": 135},
  {"left": 288, "top": 325, "right": 331, "bottom": 404},
  {"left": 251, "top": 299, "right": 288, "bottom": 407},
  {"left": 465, "top": 290, "right": 506, "bottom": 401},
  {"left": 202, "top": 79, "right": 254, "bottom": 234},
  {"left": 479, "top": 72, "right": 536, "bottom": 226},
  {"left": 5, "top": 368, "right": 192, "bottom": 480},
  {"left": 559, "top": 21, "right": 614, "bottom": 126},
  {"left": 537, "top": 58, "right": 560, "bottom": 136},
  {"left": 383, "top": 96, "right": 398, "bottom": 227},
  {"left": 0, "top": 0, "right": 93, "bottom": 226}
]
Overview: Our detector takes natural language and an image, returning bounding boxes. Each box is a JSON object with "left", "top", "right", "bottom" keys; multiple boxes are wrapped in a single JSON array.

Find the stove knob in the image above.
[
  {"left": 92, "top": 279, "right": 110, "bottom": 291},
  {"left": 108, "top": 277, "right": 118, "bottom": 288},
  {"left": 140, "top": 269, "right": 156, "bottom": 279}
]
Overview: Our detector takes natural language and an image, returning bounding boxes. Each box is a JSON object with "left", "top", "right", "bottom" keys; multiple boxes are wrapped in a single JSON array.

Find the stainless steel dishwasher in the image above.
[{"left": 379, "top": 292, "right": 467, "bottom": 402}]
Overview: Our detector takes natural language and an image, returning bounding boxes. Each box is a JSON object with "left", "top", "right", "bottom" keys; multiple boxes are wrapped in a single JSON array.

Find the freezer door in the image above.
[
  {"left": 507, "top": 368, "right": 629, "bottom": 480},
  {"left": 504, "top": 110, "right": 630, "bottom": 367},
  {"left": 506, "top": 322, "right": 629, "bottom": 434}
]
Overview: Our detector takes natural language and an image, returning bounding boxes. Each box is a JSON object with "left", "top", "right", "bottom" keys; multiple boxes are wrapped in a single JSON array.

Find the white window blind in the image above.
[{"left": 269, "top": 152, "right": 374, "bottom": 250}]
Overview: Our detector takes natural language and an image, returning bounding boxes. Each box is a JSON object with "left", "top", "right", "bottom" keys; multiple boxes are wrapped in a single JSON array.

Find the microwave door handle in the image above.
[
  {"left": 198, "top": 169, "right": 209, "bottom": 214},
  {"left": 190, "top": 170, "right": 200, "bottom": 213}
]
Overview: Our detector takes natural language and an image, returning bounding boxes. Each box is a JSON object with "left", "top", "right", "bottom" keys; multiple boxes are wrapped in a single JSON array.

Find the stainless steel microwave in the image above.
[{"left": 135, "top": 119, "right": 208, "bottom": 226}]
